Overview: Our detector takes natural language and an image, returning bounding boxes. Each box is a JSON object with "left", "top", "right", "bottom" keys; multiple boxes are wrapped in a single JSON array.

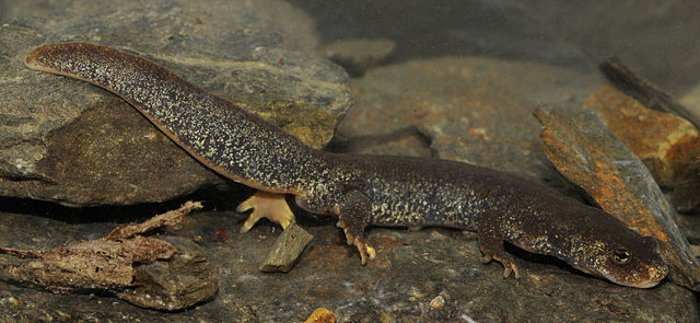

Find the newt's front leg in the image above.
[
  {"left": 295, "top": 190, "right": 376, "bottom": 264},
  {"left": 335, "top": 190, "right": 376, "bottom": 264},
  {"left": 477, "top": 218, "right": 521, "bottom": 279}
]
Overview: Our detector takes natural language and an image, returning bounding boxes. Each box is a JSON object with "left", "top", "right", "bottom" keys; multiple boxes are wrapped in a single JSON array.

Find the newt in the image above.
[{"left": 24, "top": 43, "right": 669, "bottom": 288}]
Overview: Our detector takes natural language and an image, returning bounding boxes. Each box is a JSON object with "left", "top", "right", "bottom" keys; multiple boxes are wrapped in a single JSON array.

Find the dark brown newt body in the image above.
[{"left": 25, "top": 43, "right": 668, "bottom": 288}]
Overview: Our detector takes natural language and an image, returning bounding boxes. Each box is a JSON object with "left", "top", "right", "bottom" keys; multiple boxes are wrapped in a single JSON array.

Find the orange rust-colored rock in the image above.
[
  {"left": 584, "top": 85, "right": 700, "bottom": 187},
  {"left": 305, "top": 307, "right": 337, "bottom": 323},
  {"left": 536, "top": 109, "right": 669, "bottom": 242}
]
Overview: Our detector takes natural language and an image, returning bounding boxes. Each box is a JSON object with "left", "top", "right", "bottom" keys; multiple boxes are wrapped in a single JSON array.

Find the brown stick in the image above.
[
  {"left": 105, "top": 201, "right": 203, "bottom": 241},
  {"left": 600, "top": 56, "right": 700, "bottom": 129},
  {"left": 0, "top": 247, "right": 42, "bottom": 259}
]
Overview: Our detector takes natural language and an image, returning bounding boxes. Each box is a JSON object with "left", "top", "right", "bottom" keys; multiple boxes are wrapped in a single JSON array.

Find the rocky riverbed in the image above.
[{"left": 1, "top": 1, "right": 700, "bottom": 322}]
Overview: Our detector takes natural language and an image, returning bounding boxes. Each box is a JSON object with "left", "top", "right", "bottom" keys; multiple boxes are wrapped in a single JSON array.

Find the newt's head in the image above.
[{"left": 548, "top": 206, "right": 669, "bottom": 288}]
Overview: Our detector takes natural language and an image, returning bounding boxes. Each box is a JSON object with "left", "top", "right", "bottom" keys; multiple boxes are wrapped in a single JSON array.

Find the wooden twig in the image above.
[
  {"left": 0, "top": 246, "right": 42, "bottom": 259},
  {"left": 105, "top": 201, "right": 203, "bottom": 241}
]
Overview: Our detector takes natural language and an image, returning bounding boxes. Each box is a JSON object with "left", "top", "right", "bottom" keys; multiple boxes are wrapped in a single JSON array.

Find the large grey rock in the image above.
[
  {"left": 0, "top": 0, "right": 351, "bottom": 206},
  {"left": 0, "top": 209, "right": 696, "bottom": 322}
]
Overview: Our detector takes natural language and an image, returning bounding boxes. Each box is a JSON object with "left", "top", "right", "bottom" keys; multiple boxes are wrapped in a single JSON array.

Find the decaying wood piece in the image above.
[
  {"left": 600, "top": 57, "right": 700, "bottom": 130},
  {"left": 534, "top": 107, "right": 700, "bottom": 290},
  {"left": 0, "top": 201, "right": 216, "bottom": 310},
  {"left": 0, "top": 236, "right": 176, "bottom": 292},
  {"left": 106, "top": 200, "right": 203, "bottom": 240}
]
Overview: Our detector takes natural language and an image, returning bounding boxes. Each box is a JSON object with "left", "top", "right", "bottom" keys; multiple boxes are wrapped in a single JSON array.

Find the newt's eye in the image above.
[{"left": 612, "top": 248, "right": 631, "bottom": 265}]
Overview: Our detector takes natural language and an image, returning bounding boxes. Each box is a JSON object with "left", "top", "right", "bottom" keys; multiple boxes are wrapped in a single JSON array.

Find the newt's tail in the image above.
[{"left": 26, "top": 43, "right": 322, "bottom": 193}]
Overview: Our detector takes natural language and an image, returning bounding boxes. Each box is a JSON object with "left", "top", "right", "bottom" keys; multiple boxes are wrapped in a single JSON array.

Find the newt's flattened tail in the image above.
[{"left": 25, "top": 43, "right": 322, "bottom": 194}]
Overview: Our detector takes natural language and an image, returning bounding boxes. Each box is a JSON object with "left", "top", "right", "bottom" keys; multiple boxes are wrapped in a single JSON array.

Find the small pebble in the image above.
[
  {"left": 305, "top": 307, "right": 336, "bottom": 323},
  {"left": 259, "top": 223, "right": 314, "bottom": 273},
  {"left": 380, "top": 312, "right": 396, "bottom": 323},
  {"left": 430, "top": 295, "right": 446, "bottom": 310},
  {"left": 4, "top": 296, "right": 20, "bottom": 306},
  {"left": 322, "top": 38, "right": 396, "bottom": 76}
]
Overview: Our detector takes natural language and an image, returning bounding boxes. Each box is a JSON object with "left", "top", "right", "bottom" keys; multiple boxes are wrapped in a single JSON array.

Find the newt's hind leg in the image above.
[
  {"left": 335, "top": 190, "right": 376, "bottom": 265},
  {"left": 477, "top": 226, "right": 520, "bottom": 279},
  {"left": 237, "top": 191, "right": 295, "bottom": 233}
]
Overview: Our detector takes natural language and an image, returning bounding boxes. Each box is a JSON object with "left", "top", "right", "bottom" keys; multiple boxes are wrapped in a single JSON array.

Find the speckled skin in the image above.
[{"left": 25, "top": 43, "right": 668, "bottom": 288}]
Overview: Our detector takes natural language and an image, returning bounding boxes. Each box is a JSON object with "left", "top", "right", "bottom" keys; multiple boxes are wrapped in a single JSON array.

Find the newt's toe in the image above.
[
  {"left": 352, "top": 237, "right": 376, "bottom": 265},
  {"left": 337, "top": 220, "right": 376, "bottom": 265},
  {"left": 480, "top": 254, "right": 493, "bottom": 264},
  {"left": 493, "top": 255, "right": 521, "bottom": 279},
  {"left": 237, "top": 191, "right": 295, "bottom": 233}
]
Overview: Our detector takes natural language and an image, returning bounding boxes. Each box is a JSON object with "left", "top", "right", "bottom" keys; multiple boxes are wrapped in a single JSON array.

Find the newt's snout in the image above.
[
  {"left": 556, "top": 212, "right": 669, "bottom": 288},
  {"left": 594, "top": 236, "right": 669, "bottom": 288}
]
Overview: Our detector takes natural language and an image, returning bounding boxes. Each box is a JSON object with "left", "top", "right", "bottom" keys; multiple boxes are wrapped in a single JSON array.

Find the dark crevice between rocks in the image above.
[
  {"left": 0, "top": 183, "right": 247, "bottom": 225},
  {"left": 0, "top": 181, "right": 332, "bottom": 233}
]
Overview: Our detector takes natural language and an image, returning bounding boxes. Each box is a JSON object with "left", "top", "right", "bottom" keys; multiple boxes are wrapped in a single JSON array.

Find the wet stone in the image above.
[
  {"left": 585, "top": 85, "right": 700, "bottom": 187},
  {"left": 117, "top": 237, "right": 219, "bottom": 311},
  {"left": 672, "top": 163, "right": 700, "bottom": 213},
  {"left": 535, "top": 106, "right": 700, "bottom": 290},
  {"left": 681, "top": 83, "right": 700, "bottom": 119},
  {"left": 322, "top": 38, "right": 396, "bottom": 77},
  {"left": 0, "top": 0, "right": 351, "bottom": 206},
  {"left": 259, "top": 223, "right": 314, "bottom": 273},
  {"left": 338, "top": 57, "right": 602, "bottom": 192},
  {"left": 304, "top": 307, "right": 337, "bottom": 323}
]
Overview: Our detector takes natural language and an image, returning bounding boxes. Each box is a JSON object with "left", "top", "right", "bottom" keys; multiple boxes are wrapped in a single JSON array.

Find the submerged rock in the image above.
[
  {"left": 305, "top": 307, "right": 337, "bottom": 323},
  {"left": 338, "top": 57, "right": 601, "bottom": 191},
  {"left": 681, "top": 83, "right": 700, "bottom": 119},
  {"left": 322, "top": 38, "right": 396, "bottom": 76},
  {"left": 535, "top": 106, "right": 700, "bottom": 290},
  {"left": 0, "top": 0, "right": 351, "bottom": 206},
  {"left": 117, "top": 237, "right": 219, "bottom": 311},
  {"left": 672, "top": 161, "right": 700, "bottom": 214},
  {"left": 259, "top": 223, "right": 314, "bottom": 273},
  {"left": 585, "top": 85, "right": 700, "bottom": 187}
]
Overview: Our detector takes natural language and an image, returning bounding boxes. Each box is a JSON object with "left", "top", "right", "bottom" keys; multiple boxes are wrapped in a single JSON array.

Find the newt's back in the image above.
[{"left": 328, "top": 154, "right": 564, "bottom": 230}]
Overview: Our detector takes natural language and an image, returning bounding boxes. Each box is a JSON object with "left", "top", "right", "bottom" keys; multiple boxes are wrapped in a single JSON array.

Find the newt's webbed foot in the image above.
[{"left": 236, "top": 191, "right": 295, "bottom": 233}]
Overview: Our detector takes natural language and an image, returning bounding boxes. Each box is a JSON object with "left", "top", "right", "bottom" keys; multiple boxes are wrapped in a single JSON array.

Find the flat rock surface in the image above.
[
  {"left": 0, "top": 0, "right": 351, "bottom": 206},
  {"left": 321, "top": 38, "right": 396, "bottom": 76},
  {"left": 0, "top": 209, "right": 695, "bottom": 322}
]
